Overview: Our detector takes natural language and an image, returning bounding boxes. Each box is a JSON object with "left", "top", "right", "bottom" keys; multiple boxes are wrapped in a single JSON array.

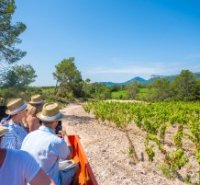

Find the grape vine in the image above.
[{"left": 83, "top": 101, "right": 200, "bottom": 184}]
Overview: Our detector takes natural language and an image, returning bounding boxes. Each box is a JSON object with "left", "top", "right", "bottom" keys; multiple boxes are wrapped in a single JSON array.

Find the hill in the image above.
[{"left": 101, "top": 72, "right": 200, "bottom": 87}]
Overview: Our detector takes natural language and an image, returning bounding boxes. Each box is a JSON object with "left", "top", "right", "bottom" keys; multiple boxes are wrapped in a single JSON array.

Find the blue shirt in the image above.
[
  {"left": 1, "top": 122, "right": 27, "bottom": 150},
  {"left": 0, "top": 149, "right": 40, "bottom": 185},
  {"left": 21, "top": 125, "right": 70, "bottom": 185}
]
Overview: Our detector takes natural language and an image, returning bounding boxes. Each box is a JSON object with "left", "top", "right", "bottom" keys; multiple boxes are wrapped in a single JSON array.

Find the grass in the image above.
[
  {"left": 111, "top": 88, "right": 156, "bottom": 100},
  {"left": 111, "top": 90, "right": 128, "bottom": 99}
]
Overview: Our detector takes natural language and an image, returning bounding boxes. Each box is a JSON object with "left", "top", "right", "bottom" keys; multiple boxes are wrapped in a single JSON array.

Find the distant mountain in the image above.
[
  {"left": 101, "top": 72, "right": 200, "bottom": 87},
  {"left": 123, "top": 77, "right": 147, "bottom": 84},
  {"left": 196, "top": 72, "right": 200, "bottom": 77},
  {"left": 101, "top": 76, "right": 147, "bottom": 87},
  {"left": 101, "top": 82, "right": 116, "bottom": 87}
]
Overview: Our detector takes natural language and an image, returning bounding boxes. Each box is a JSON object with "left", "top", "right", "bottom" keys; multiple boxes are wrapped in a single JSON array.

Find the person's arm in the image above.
[
  {"left": 29, "top": 117, "right": 40, "bottom": 132},
  {"left": 30, "top": 169, "right": 55, "bottom": 185},
  {"left": 1, "top": 131, "right": 17, "bottom": 149},
  {"left": 21, "top": 151, "right": 54, "bottom": 185},
  {"left": 55, "top": 132, "right": 72, "bottom": 160}
]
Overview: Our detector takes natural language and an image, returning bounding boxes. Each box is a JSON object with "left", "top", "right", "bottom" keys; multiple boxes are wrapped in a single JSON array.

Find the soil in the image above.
[{"left": 62, "top": 103, "right": 187, "bottom": 185}]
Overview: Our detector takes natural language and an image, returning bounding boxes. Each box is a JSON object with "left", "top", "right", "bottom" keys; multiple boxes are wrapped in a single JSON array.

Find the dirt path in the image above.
[{"left": 61, "top": 103, "right": 185, "bottom": 185}]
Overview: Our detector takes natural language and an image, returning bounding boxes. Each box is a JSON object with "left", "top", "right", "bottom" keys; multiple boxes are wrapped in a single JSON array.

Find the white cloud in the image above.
[
  {"left": 83, "top": 59, "right": 200, "bottom": 82},
  {"left": 89, "top": 66, "right": 163, "bottom": 75}
]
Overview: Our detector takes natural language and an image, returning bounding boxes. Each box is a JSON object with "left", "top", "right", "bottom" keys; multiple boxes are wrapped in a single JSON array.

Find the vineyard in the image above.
[{"left": 83, "top": 101, "right": 200, "bottom": 185}]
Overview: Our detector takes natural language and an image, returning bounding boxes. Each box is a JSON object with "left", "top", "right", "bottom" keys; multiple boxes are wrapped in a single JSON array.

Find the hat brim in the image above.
[
  {"left": 29, "top": 100, "right": 44, "bottom": 105},
  {"left": 5, "top": 103, "right": 27, "bottom": 115},
  {"left": 36, "top": 112, "right": 63, "bottom": 122}
]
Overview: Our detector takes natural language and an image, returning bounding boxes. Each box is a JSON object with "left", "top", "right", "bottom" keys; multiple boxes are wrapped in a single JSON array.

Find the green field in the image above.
[
  {"left": 111, "top": 88, "right": 155, "bottom": 100},
  {"left": 111, "top": 90, "right": 128, "bottom": 99}
]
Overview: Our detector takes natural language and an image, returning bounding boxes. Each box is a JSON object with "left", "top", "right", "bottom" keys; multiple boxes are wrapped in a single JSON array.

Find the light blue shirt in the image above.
[
  {"left": 1, "top": 122, "right": 27, "bottom": 149},
  {"left": 21, "top": 125, "right": 70, "bottom": 185},
  {"left": 0, "top": 149, "right": 40, "bottom": 185}
]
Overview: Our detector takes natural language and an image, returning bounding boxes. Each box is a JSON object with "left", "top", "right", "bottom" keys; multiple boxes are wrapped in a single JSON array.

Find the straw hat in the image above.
[
  {"left": 0, "top": 125, "right": 9, "bottom": 137},
  {"left": 6, "top": 98, "right": 27, "bottom": 115},
  {"left": 29, "top": 94, "right": 44, "bottom": 105},
  {"left": 36, "top": 103, "right": 63, "bottom": 122}
]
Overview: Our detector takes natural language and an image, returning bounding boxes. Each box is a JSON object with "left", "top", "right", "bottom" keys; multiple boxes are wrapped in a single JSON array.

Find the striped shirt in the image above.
[{"left": 1, "top": 122, "right": 27, "bottom": 149}]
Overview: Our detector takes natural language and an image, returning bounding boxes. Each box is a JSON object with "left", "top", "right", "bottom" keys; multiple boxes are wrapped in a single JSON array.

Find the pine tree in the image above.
[{"left": 0, "top": 0, "right": 26, "bottom": 70}]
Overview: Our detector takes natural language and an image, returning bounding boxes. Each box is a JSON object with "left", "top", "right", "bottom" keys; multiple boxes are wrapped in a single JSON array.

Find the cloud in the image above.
[
  {"left": 89, "top": 66, "right": 163, "bottom": 75},
  {"left": 83, "top": 59, "right": 200, "bottom": 82}
]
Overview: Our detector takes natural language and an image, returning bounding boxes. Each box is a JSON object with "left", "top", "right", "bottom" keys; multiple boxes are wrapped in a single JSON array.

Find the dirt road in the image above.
[{"left": 62, "top": 103, "right": 185, "bottom": 185}]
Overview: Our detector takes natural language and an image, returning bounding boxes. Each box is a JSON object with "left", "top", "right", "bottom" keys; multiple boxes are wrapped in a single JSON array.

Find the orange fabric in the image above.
[{"left": 68, "top": 135, "right": 98, "bottom": 185}]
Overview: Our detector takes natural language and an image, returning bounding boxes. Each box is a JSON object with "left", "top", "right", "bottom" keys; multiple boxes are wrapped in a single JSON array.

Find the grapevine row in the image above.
[{"left": 84, "top": 101, "right": 200, "bottom": 184}]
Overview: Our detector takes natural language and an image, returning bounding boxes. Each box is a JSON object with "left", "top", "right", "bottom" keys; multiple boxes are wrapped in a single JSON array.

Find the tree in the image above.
[
  {"left": 0, "top": 0, "right": 26, "bottom": 66},
  {"left": 191, "top": 79, "right": 200, "bottom": 100},
  {"left": 1, "top": 64, "right": 37, "bottom": 88},
  {"left": 89, "top": 83, "right": 111, "bottom": 99},
  {"left": 173, "top": 70, "right": 196, "bottom": 100},
  {"left": 126, "top": 82, "right": 140, "bottom": 99},
  {"left": 53, "top": 57, "right": 83, "bottom": 97},
  {"left": 151, "top": 78, "right": 172, "bottom": 101},
  {"left": 0, "top": 0, "right": 26, "bottom": 85},
  {"left": 85, "top": 78, "right": 91, "bottom": 83}
]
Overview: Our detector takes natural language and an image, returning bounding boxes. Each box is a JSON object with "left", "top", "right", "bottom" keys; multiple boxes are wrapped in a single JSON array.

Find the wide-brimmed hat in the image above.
[
  {"left": 36, "top": 103, "right": 63, "bottom": 122},
  {"left": 29, "top": 94, "right": 44, "bottom": 105},
  {"left": 6, "top": 98, "right": 27, "bottom": 115},
  {"left": 0, "top": 125, "right": 9, "bottom": 137}
]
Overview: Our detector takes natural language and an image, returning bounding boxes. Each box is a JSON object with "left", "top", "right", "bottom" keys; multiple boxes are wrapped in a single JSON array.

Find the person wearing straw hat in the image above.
[
  {"left": 23, "top": 94, "right": 44, "bottom": 132},
  {"left": 0, "top": 125, "right": 56, "bottom": 185},
  {"left": 21, "top": 103, "right": 75, "bottom": 185},
  {"left": 29, "top": 94, "right": 44, "bottom": 106},
  {"left": 0, "top": 98, "right": 28, "bottom": 150}
]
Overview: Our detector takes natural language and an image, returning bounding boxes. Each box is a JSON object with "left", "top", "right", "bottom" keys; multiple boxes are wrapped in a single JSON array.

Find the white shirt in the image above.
[
  {"left": 0, "top": 149, "right": 40, "bottom": 185},
  {"left": 1, "top": 121, "right": 27, "bottom": 149},
  {"left": 21, "top": 125, "right": 70, "bottom": 185}
]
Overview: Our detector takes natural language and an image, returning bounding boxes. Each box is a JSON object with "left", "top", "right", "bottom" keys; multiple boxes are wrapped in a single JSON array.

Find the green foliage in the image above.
[
  {"left": 111, "top": 90, "right": 128, "bottom": 99},
  {"left": 85, "top": 101, "right": 200, "bottom": 184},
  {"left": 172, "top": 70, "right": 197, "bottom": 100},
  {"left": 53, "top": 57, "right": 83, "bottom": 98},
  {"left": 145, "top": 144, "right": 155, "bottom": 161},
  {"left": 1, "top": 64, "right": 37, "bottom": 88},
  {"left": 159, "top": 163, "right": 176, "bottom": 178},
  {"left": 173, "top": 126, "right": 183, "bottom": 148},
  {"left": 151, "top": 78, "right": 172, "bottom": 101},
  {"left": 196, "top": 151, "right": 200, "bottom": 164},
  {"left": 127, "top": 70, "right": 200, "bottom": 102},
  {"left": 0, "top": 0, "right": 26, "bottom": 65},
  {"left": 83, "top": 82, "right": 111, "bottom": 100},
  {"left": 160, "top": 149, "right": 189, "bottom": 179},
  {"left": 126, "top": 82, "right": 140, "bottom": 99}
]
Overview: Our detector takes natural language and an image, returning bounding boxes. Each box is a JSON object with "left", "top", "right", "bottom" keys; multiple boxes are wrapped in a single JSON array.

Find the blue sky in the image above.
[{"left": 13, "top": 0, "right": 200, "bottom": 86}]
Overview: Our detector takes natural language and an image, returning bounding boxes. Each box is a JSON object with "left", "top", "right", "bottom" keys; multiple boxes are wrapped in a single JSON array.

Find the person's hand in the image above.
[
  {"left": 57, "top": 130, "right": 66, "bottom": 138},
  {"left": 61, "top": 130, "right": 67, "bottom": 137}
]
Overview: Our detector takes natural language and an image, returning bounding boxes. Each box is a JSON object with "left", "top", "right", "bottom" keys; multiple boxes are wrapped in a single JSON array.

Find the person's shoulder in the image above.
[
  {"left": 7, "top": 149, "right": 33, "bottom": 160},
  {"left": 51, "top": 135, "right": 65, "bottom": 145},
  {"left": 23, "top": 129, "right": 40, "bottom": 142}
]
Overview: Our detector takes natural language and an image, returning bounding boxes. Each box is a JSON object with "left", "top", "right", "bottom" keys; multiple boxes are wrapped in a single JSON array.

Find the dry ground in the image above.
[{"left": 61, "top": 103, "right": 186, "bottom": 185}]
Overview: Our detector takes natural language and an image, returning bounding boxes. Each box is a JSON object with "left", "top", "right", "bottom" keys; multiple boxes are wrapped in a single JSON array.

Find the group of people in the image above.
[{"left": 0, "top": 95, "right": 76, "bottom": 185}]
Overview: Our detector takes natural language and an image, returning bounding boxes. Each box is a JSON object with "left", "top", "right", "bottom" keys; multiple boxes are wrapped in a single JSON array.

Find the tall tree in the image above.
[
  {"left": 173, "top": 70, "right": 196, "bottom": 100},
  {"left": 126, "top": 82, "right": 140, "bottom": 99},
  {"left": 152, "top": 78, "right": 172, "bottom": 101},
  {"left": 53, "top": 57, "right": 83, "bottom": 97},
  {"left": 0, "top": 0, "right": 26, "bottom": 72},
  {"left": 1, "top": 64, "right": 37, "bottom": 88}
]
